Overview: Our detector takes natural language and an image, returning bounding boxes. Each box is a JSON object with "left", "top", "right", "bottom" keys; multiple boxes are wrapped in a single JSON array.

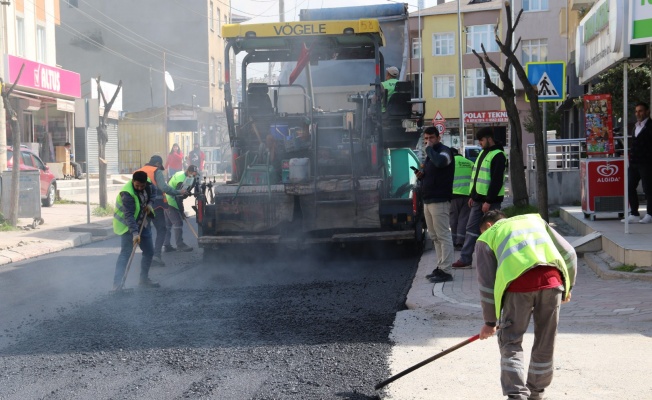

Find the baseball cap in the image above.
[
  {"left": 148, "top": 155, "right": 164, "bottom": 169},
  {"left": 386, "top": 66, "right": 399, "bottom": 78}
]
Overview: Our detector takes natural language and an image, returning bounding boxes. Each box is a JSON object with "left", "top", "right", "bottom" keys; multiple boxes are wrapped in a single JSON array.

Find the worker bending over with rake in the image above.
[
  {"left": 113, "top": 171, "right": 160, "bottom": 290},
  {"left": 475, "top": 211, "right": 577, "bottom": 400},
  {"left": 163, "top": 164, "right": 198, "bottom": 253}
]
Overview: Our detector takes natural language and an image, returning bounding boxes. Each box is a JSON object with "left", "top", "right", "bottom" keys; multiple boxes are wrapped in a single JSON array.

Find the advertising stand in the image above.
[{"left": 581, "top": 94, "right": 625, "bottom": 220}]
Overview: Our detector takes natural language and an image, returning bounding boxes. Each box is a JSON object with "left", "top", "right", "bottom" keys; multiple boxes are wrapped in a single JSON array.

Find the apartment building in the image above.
[
  {"left": 412, "top": 0, "right": 507, "bottom": 148},
  {"left": 56, "top": 0, "right": 228, "bottom": 114}
]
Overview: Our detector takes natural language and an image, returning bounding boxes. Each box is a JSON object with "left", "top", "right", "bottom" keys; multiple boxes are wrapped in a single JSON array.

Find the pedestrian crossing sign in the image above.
[{"left": 525, "top": 61, "right": 565, "bottom": 103}]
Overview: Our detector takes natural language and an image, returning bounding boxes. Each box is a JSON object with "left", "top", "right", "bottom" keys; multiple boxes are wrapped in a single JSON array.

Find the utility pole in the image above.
[
  {"left": 0, "top": 2, "right": 8, "bottom": 172},
  {"left": 268, "top": 0, "right": 284, "bottom": 84}
]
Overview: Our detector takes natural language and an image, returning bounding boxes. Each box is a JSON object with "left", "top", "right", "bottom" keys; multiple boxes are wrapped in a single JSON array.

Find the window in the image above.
[
  {"left": 16, "top": 17, "right": 25, "bottom": 57},
  {"left": 218, "top": 62, "right": 223, "bottom": 88},
  {"left": 432, "top": 33, "right": 454, "bottom": 56},
  {"left": 216, "top": 8, "right": 221, "bottom": 34},
  {"left": 464, "top": 68, "right": 499, "bottom": 97},
  {"left": 466, "top": 25, "right": 498, "bottom": 53},
  {"left": 21, "top": 151, "right": 34, "bottom": 167},
  {"left": 412, "top": 37, "right": 421, "bottom": 58},
  {"left": 210, "top": 57, "right": 215, "bottom": 85},
  {"left": 524, "top": 0, "right": 548, "bottom": 12},
  {"left": 432, "top": 75, "right": 455, "bottom": 98},
  {"left": 36, "top": 26, "right": 46, "bottom": 62},
  {"left": 209, "top": 2, "right": 214, "bottom": 31},
  {"left": 521, "top": 39, "right": 548, "bottom": 63}
]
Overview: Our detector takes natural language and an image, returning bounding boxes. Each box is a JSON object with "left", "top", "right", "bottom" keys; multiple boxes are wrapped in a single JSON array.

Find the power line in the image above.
[
  {"left": 74, "top": 0, "right": 209, "bottom": 68},
  {"left": 32, "top": 1, "right": 212, "bottom": 87}
]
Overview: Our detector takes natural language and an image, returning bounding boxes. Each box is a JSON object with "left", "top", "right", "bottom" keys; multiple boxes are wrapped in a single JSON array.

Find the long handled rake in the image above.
[{"left": 374, "top": 334, "right": 480, "bottom": 390}]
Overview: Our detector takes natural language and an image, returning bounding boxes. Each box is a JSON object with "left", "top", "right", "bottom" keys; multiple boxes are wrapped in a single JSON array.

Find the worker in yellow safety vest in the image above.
[
  {"left": 163, "top": 165, "right": 198, "bottom": 253},
  {"left": 112, "top": 171, "right": 159, "bottom": 289},
  {"left": 449, "top": 148, "right": 474, "bottom": 249},
  {"left": 475, "top": 210, "right": 577, "bottom": 400},
  {"left": 452, "top": 127, "right": 507, "bottom": 269}
]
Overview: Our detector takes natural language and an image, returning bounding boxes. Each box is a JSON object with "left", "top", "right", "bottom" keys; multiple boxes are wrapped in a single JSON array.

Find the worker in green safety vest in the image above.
[
  {"left": 449, "top": 148, "right": 474, "bottom": 249},
  {"left": 475, "top": 210, "right": 577, "bottom": 400},
  {"left": 380, "top": 66, "right": 399, "bottom": 113},
  {"left": 163, "top": 165, "right": 198, "bottom": 253},
  {"left": 112, "top": 170, "right": 159, "bottom": 289},
  {"left": 453, "top": 127, "right": 507, "bottom": 269}
]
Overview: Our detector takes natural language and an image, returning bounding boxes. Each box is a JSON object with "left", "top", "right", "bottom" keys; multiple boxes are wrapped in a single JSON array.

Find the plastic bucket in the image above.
[{"left": 289, "top": 158, "right": 310, "bottom": 183}]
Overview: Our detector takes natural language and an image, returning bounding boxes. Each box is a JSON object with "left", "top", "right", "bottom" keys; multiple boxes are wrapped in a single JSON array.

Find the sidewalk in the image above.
[
  {"left": 382, "top": 225, "right": 652, "bottom": 399},
  {"left": 0, "top": 196, "right": 196, "bottom": 268}
]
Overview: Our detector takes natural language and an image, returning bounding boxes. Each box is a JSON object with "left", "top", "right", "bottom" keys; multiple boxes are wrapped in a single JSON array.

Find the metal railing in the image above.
[{"left": 527, "top": 138, "right": 585, "bottom": 170}]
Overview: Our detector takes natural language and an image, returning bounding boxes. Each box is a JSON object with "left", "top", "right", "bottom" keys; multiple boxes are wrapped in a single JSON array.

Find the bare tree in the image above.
[
  {"left": 1, "top": 64, "right": 26, "bottom": 226},
  {"left": 471, "top": 2, "right": 548, "bottom": 221},
  {"left": 95, "top": 76, "right": 122, "bottom": 208}
]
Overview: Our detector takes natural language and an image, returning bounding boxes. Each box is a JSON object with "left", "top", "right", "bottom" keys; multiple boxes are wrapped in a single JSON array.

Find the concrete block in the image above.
[{"left": 570, "top": 231, "right": 602, "bottom": 253}]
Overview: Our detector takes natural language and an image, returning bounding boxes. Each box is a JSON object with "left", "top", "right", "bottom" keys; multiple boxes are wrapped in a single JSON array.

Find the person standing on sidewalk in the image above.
[
  {"left": 164, "top": 143, "right": 184, "bottom": 177},
  {"left": 450, "top": 148, "right": 474, "bottom": 249},
  {"left": 137, "top": 155, "right": 187, "bottom": 267},
  {"left": 187, "top": 143, "right": 205, "bottom": 174},
  {"left": 452, "top": 127, "right": 507, "bottom": 269},
  {"left": 415, "top": 126, "right": 455, "bottom": 283},
  {"left": 622, "top": 102, "right": 652, "bottom": 224},
  {"left": 163, "top": 165, "right": 198, "bottom": 253},
  {"left": 475, "top": 210, "right": 577, "bottom": 400},
  {"left": 112, "top": 171, "right": 160, "bottom": 289}
]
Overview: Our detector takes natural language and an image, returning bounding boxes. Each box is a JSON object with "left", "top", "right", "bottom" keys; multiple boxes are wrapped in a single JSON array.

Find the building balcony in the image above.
[{"left": 570, "top": 0, "right": 596, "bottom": 11}]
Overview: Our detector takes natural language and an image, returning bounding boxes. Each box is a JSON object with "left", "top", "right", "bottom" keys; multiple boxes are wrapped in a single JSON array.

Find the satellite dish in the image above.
[{"left": 164, "top": 71, "right": 175, "bottom": 92}]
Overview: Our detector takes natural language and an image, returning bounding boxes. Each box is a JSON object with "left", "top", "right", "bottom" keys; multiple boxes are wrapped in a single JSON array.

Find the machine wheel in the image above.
[
  {"left": 583, "top": 212, "right": 590, "bottom": 219},
  {"left": 42, "top": 184, "right": 56, "bottom": 207}
]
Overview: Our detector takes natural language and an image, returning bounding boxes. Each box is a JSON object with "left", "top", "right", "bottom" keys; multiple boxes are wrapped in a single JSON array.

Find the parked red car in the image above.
[{"left": 6, "top": 146, "right": 57, "bottom": 207}]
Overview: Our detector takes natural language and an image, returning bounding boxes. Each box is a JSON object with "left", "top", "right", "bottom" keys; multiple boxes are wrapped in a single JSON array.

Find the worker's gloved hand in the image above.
[
  {"left": 146, "top": 205, "right": 155, "bottom": 218},
  {"left": 133, "top": 234, "right": 141, "bottom": 245}
]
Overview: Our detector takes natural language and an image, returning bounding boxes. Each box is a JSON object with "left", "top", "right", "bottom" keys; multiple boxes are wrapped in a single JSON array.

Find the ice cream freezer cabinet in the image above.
[{"left": 581, "top": 158, "right": 626, "bottom": 220}]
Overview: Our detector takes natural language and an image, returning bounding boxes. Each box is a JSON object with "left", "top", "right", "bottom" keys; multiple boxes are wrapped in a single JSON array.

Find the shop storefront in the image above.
[
  {"left": 463, "top": 110, "right": 509, "bottom": 145},
  {"left": 4, "top": 55, "right": 80, "bottom": 163}
]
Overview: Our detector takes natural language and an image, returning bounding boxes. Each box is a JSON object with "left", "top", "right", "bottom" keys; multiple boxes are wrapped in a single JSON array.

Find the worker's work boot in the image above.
[
  {"left": 139, "top": 278, "right": 161, "bottom": 288},
  {"left": 163, "top": 245, "right": 176, "bottom": 253},
  {"left": 151, "top": 255, "right": 166, "bottom": 267},
  {"left": 176, "top": 243, "right": 193, "bottom": 252}
]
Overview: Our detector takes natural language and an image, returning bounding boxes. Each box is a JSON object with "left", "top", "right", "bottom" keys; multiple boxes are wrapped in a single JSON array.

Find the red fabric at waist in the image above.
[{"left": 507, "top": 265, "right": 563, "bottom": 293}]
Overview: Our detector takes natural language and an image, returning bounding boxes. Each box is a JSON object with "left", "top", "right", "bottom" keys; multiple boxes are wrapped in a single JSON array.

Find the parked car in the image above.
[
  {"left": 464, "top": 145, "right": 482, "bottom": 163},
  {"left": 6, "top": 146, "right": 57, "bottom": 207}
]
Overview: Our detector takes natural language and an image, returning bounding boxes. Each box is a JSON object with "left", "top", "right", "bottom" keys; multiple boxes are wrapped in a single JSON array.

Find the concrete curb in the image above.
[
  {"left": 0, "top": 231, "right": 95, "bottom": 267},
  {"left": 583, "top": 251, "right": 652, "bottom": 283}
]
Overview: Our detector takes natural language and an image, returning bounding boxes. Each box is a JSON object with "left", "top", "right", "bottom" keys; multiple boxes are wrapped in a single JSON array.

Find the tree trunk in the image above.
[{"left": 503, "top": 97, "right": 529, "bottom": 207}]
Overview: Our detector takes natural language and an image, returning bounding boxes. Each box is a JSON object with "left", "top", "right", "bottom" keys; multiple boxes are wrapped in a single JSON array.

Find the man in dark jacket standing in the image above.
[
  {"left": 622, "top": 102, "right": 652, "bottom": 223},
  {"left": 453, "top": 127, "right": 507, "bottom": 269},
  {"left": 416, "top": 127, "right": 455, "bottom": 283}
]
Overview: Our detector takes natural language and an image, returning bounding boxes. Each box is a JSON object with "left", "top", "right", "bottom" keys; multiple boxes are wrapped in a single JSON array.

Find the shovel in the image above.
[{"left": 111, "top": 216, "right": 147, "bottom": 294}]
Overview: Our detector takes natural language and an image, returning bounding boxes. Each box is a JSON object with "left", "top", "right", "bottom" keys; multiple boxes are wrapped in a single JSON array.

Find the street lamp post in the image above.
[{"left": 457, "top": 0, "right": 465, "bottom": 152}]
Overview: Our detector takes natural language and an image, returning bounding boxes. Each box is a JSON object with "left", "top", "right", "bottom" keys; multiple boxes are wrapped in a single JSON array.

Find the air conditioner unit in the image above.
[{"left": 22, "top": 98, "right": 41, "bottom": 111}]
